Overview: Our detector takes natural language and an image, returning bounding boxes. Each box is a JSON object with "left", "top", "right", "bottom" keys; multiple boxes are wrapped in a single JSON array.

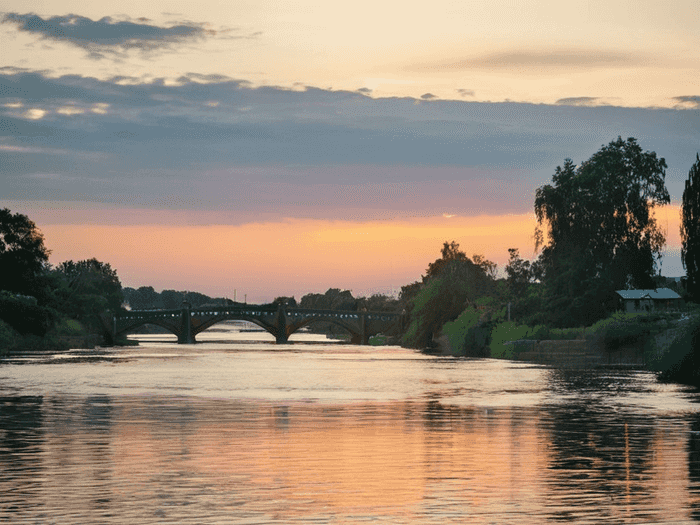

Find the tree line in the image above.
[
  {"left": 397, "top": 137, "right": 700, "bottom": 361},
  {"left": 0, "top": 208, "right": 125, "bottom": 352},
  {"left": 2, "top": 135, "right": 700, "bottom": 363}
]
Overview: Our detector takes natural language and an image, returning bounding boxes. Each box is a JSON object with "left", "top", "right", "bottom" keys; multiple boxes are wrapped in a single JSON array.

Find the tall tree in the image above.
[
  {"left": 0, "top": 208, "right": 50, "bottom": 295},
  {"left": 54, "top": 258, "right": 123, "bottom": 327},
  {"left": 402, "top": 241, "right": 496, "bottom": 348},
  {"left": 534, "top": 137, "right": 670, "bottom": 326},
  {"left": 681, "top": 154, "right": 700, "bottom": 300}
]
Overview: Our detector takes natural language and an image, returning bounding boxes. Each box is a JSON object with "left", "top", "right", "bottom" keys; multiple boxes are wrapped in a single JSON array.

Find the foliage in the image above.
[
  {"left": 402, "top": 242, "right": 497, "bottom": 349},
  {"left": 654, "top": 314, "right": 700, "bottom": 385},
  {"left": 299, "top": 288, "right": 359, "bottom": 334},
  {"left": 489, "top": 322, "right": 534, "bottom": 359},
  {"left": 0, "top": 291, "right": 56, "bottom": 336},
  {"left": 123, "top": 286, "right": 229, "bottom": 310},
  {"left": 0, "top": 318, "right": 18, "bottom": 354},
  {"left": 442, "top": 307, "right": 491, "bottom": 356},
  {"left": 585, "top": 311, "right": 653, "bottom": 349},
  {"left": 51, "top": 259, "right": 123, "bottom": 330},
  {"left": 123, "top": 286, "right": 165, "bottom": 309},
  {"left": 534, "top": 137, "right": 670, "bottom": 327},
  {"left": 52, "top": 318, "right": 86, "bottom": 336},
  {"left": 357, "top": 293, "right": 400, "bottom": 312},
  {"left": 272, "top": 296, "right": 297, "bottom": 307},
  {"left": 299, "top": 288, "right": 357, "bottom": 310},
  {"left": 0, "top": 208, "right": 51, "bottom": 296},
  {"left": 682, "top": 154, "right": 700, "bottom": 301},
  {"left": 505, "top": 248, "right": 533, "bottom": 297}
]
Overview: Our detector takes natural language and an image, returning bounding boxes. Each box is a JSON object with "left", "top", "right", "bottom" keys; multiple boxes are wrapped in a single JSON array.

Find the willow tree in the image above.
[
  {"left": 534, "top": 137, "right": 670, "bottom": 326},
  {"left": 681, "top": 154, "right": 700, "bottom": 301}
]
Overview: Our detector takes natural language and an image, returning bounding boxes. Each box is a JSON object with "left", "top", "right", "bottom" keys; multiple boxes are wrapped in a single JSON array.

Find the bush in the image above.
[
  {"left": 586, "top": 311, "right": 667, "bottom": 350},
  {"left": 442, "top": 308, "right": 491, "bottom": 356},
  {"left": 489, "top": 322, "right": 535, "bottom": 359},
  {"left": 0, "top": 319, "right": 18, "bottom": 354},
  {"left": 0, "top": 291, "right": 56, "bottom": 336},
  {"left": 53, "top": 318, "right": 86, "bottom": 336},
  {"left": 653, "top": 314, "right": 700, "bottom": 385}
]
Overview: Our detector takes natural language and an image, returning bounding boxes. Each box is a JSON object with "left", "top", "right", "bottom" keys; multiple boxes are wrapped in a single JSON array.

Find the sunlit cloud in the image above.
[
  {"left": 22, "top": 108, "right": 46, "bottom": 120},
  {"left": 56, "top": 105, "right": 85, "bottom": 116},
  {"left": 91, "top": 103, "right": 109, "bottom": 114}
]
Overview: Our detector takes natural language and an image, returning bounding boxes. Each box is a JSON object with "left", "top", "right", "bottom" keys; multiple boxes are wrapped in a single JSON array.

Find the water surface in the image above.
[{"left": 1, "top": 324, "right": 699, "bottom": 523}]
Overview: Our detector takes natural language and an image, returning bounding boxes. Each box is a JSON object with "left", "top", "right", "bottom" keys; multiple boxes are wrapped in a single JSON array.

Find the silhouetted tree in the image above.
[
  {"left": 0, "top": 208, "right": 50, "bottom": 296},
  {"left": 53, "top": 258, "right": 123, "bottom": 329},
  {"left": 534, "top": 137, "right": 670, "bottom": 326},
  {"left": 682, "top": 154, "right": 700, "bottom": 301},
  {"left": 505, "top": 248, "right": 532, "bottom": 297},
  {"left": 272, "top": 296, "right": 297, "bottom": 307},
  {"left": 402, "top": 241, "right": 497, "bottom": 348}
]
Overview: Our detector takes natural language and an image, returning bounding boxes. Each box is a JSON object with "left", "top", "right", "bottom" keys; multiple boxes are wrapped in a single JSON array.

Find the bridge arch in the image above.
[
  {"left": 191, "top": 314, "right": 278, "bottom": 341},
  {"left": 285, "top": 315, "right": 361, "bottom": 342},
  {"left": 114, "top": 305, "right": 402, "bottom": 345},
  {"left": 115, "top": 313, "right": 183, "bottom": 342}
]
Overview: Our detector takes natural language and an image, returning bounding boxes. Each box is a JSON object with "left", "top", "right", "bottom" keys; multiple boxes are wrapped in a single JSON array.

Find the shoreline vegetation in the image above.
[{"left": 2, "top": 136, "right": 700, "bottom": 386}]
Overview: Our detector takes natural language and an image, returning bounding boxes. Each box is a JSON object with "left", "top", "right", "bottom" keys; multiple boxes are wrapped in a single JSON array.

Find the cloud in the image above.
[
  {"left": 1, "top": 12, "right": 240, "bottom": 59},
  {"left": 456, "top": 89, "right": 475, "bottom": 97},
  {"left": 1, "top": 70, "right": 698, "bottom": 222},
  {"left": 420, "top": 93, "right": 437, "bottom": 100},
  {"left": 555, "top": 97, "right": 602, "bottom": 107},
  {"left": 426, "top": 48, "right": 649, "bottom": 71},
  {"left": 672, "top": 96, "right": 700, "bottom": 109}
]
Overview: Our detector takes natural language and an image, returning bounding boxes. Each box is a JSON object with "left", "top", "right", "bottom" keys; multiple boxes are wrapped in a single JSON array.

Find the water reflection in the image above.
[
  {"left": 1, "top": 344, "right": 699, "bottom": 523},
  {"left": 0, "top": 395, "right": 44, "bottom": 518}
]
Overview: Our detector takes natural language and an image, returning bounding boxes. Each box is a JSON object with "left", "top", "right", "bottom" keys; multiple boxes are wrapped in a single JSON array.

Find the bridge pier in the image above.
[
  {"left": 178, "top": 301, "right": 196, "bottom": 344},
  {"left": 275, "top": 304, "right": 289, "bottom": 344},
  {"left": 115, "top": 304, "right": 402, "bottom": 346}
]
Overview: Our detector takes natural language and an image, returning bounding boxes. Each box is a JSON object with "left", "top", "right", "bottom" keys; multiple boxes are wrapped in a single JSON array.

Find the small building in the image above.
[{"left": 615, "top": 288, "right": 683, "bottom": 313}]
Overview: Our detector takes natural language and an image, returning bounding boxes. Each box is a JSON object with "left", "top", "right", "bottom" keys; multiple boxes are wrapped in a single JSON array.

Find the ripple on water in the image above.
[{"left": 1, "top": 339, "right": 699, "bottom": 523}]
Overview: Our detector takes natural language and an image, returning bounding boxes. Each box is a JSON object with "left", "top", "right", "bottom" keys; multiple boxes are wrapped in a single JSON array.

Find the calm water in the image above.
[{"left": 2, "top": 324, "right": 700, "bottom": 524}]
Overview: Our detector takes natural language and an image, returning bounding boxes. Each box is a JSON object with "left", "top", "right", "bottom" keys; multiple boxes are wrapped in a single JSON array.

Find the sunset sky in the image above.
[{"left": 2, "top": 0, "right": 699, "bottom": 302}]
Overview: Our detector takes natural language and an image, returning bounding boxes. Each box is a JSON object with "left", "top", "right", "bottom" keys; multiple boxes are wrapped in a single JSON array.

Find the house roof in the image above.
[{"left": 615, "top": 288, "right": 681, "bottom": 300}]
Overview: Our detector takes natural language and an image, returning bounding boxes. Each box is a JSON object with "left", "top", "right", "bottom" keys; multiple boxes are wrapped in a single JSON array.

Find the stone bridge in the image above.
[{"left": 110, "top": 303, "right": 404, "bottom": 345}]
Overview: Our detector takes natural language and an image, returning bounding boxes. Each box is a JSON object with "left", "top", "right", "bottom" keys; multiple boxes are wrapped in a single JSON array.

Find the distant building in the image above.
[{"left": 615, "top": 288, "right": 683, "bottom": 313}]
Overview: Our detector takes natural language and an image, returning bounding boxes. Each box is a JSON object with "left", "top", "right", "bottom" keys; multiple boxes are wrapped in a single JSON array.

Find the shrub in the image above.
[
  {"left": 0, "top": 319, "right": 18, "bottom": 354},
  {"left": 489, "top": 322, "right": 534, "bottom": 359},
  {"left": 654, "top": 314, "right": 700, "bottom": 385},
  {"left": 442, "top": 308, "right": 491, "bottom": 356}
]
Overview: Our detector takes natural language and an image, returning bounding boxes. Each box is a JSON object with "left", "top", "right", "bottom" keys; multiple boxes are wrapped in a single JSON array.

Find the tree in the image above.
[
  {"left": 401, "top": 241, "right": 497, "bottom": 348},
  {"left": 534, "top": 137, "right": 670, "bottom": 326},
  {"left": 53, "top": 258, "right": 123, "bottom": 328},
  {"left": 505, "top": 248, "right": 532, "bottom": 297},
  {"left": 0, "top": 208, "right": 50, "bottom": 295},
  {"left": 681, "top": 154, "right": 700, "bottom": 301}
]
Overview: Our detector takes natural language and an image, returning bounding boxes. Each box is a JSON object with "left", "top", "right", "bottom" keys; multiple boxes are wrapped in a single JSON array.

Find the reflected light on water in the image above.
[{"left": 1, "top": 326, "right": 700, "bottom": 523}]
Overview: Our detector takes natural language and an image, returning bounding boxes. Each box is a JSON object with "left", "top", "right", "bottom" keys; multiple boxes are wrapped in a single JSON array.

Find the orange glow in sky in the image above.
[{"left": 39, "top": 205, "right": 682, "bottom": 302}]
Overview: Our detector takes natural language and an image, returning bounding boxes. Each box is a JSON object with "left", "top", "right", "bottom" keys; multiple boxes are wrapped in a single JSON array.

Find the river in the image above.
[{"left": 1, "top": 323, "right": 700, "bottom": 524}]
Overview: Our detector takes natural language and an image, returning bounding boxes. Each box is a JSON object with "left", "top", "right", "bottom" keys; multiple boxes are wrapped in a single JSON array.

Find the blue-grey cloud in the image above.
[
  {"left": 456, "top": 89, "right": 475, "bottom": 97},
  {"left": 1, "top": 13, "right": 242, "bottom": 59},
  {"left": 556, "top": 97, "right": 602, "bottom": 107},
  {"left": 420, "top": 93, "right": 436, "bottom": 100},
  {"left": 673, "top": 96, "right": 700, "bottom": 109},
  {"left": 1, "top": 70, "right": 698, "bottom": 221}
]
